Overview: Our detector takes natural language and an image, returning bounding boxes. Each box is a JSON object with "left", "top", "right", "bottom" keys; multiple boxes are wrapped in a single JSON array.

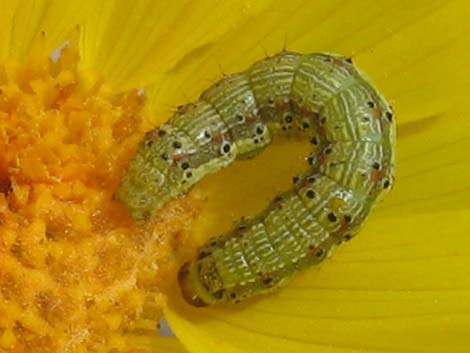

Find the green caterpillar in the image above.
[{"left": 117, "top": 52, "right": 396, "bottom": 306}]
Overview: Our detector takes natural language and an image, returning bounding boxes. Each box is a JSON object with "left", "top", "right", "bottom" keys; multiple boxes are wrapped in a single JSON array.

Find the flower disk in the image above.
[{"left": 0, "top": 43, "right": 196, "bottom": 352}]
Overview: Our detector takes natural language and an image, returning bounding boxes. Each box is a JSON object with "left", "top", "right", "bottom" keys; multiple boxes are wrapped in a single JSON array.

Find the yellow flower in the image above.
[{"left": 0, "top": 1, "right": 468, "bottom": 353}]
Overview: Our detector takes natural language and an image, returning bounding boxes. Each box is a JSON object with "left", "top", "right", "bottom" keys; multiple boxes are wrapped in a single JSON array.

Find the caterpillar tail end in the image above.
[{"left": 178, "top": 262, "right": 209, "bottom": 307}]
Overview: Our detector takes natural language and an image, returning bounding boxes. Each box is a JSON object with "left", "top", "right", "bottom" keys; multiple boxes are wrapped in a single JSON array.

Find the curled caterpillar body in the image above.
[{"left": 117, "top": 52, "right": 396, "bottom": 306}]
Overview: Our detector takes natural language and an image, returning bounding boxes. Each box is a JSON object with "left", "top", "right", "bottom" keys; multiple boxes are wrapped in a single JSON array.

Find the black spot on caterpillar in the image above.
[{"left": 117, "top": 52, "right": 396, "bottom": 306}]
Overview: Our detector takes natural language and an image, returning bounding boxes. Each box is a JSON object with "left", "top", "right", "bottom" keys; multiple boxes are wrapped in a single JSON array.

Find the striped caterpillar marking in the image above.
[{"left": 117, "top": 52, "right": 396, "bottom": 306}]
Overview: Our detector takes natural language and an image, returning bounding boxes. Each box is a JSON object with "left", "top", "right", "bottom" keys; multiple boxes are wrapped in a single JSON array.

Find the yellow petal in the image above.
[
  {"left": 78, "top": 0, "right": 272, "bottom": 92},
  {"left": 0, "top": 0, "right": 89, "bottom": 60},
  {"left": 376, "top": 110, "right": 470, "bottom": 218},
  {"left": 0, "top": 0, "right": 46, "bottom": 59},
  {"left": 354, "top": 1, "right": 470, "bottom": 124},
  {"left": 158, "top": 1, "right": 470, "bottom": 352},
  {"left": 32, "top": 0, "right": 90, "bottom": 54},
  {"left": 126, "top": 335, "right": 189, "bottom": 353}
]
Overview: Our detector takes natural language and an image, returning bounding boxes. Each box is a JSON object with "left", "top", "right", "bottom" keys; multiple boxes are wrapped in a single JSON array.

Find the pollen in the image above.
[{"left": 0, "top": 42, "right": 196, "bottom": 353}]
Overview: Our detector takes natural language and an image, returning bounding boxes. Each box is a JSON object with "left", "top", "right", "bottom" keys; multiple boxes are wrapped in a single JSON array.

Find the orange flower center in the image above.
[{"left": 0, "top": 42, "right": 195, "bottom": 352}]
